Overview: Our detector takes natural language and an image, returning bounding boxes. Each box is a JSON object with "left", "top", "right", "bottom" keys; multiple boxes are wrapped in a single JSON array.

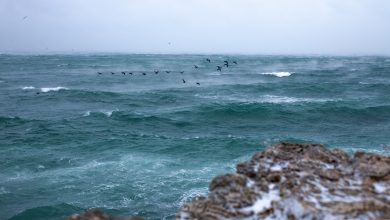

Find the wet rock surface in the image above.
[{"left": 176, "top": 143, "right": 390, "bottom": 220}]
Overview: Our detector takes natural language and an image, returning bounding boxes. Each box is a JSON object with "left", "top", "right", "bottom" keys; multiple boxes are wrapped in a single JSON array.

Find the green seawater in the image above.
[{"left": 1, "top": 54, "right": 390, "bottom": 219}]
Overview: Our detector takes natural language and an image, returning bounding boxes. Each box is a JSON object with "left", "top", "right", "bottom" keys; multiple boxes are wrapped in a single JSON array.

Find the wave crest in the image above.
[
  {"left": 260, "top": 72, "right": 293, "bottom": 77},
  {"left": 40, "top": 87, "right": 69, "bottom": 92},
  {"left": 22, "top": 86, "right": 35, "bottom": 90}
]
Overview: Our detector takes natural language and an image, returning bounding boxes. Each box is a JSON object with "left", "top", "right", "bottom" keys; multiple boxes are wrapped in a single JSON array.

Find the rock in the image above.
[{"left": 176, "top": 143, "right": 390, "bottom": 219}]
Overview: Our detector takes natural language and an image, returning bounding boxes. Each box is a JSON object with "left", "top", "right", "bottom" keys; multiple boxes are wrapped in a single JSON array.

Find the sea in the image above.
[{"left": 1, "top": 54, "right": 390, "bottom": 220}]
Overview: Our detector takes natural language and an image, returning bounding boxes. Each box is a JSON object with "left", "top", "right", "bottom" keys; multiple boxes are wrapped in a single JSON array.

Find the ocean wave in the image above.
[
  {"left": 22, "top": 86, "right": 36, "bottom": 90},
  {"left": 40, "top": 87, "right": 69, "bottom": 93},
  {"left": 206, "top": 71, "right": 293, "bottom": 77},
  {"left": 0, "top": 116, "right": 27, "bottom": 125},
  {"left": 185, "top": 102, "right": 390, "bottom": 120},
  {"left": 0, "top": 186, "right": 9, "bottom": 195},
  {"left": 195, "top": 94, "right": 336, "bottom": 104},
  {"left": 259, "top": 72, "right": 293, "bottom": 77},
  {"left": 8, "top": 203, "right": 83, "bottom": 220},
  {"left": 82, "top": 109, "right": 119, "bottom": 117},
  {"left": 102, "top": 109, "right": 118, "bottom": 117}
]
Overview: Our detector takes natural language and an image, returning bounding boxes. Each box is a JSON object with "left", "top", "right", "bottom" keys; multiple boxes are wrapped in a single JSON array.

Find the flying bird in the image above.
[
  {"left": 224, "top": 63, "right": 229, "bottom": 68},
  {"left": 217, "top": 66, "right": 222, "bottom": 71},
  {"left": 166, "top": 71, "right": 170, "bottom": 73},
  {"left": 233, "top": 61, "right": 238, "bottom": 64},
  {"left": 196, "top": 82, "right": 200, "bottom": 85},
  {"left": 129, "top": 72, "right": 133, "bottom": 75},
  {"left": 154, "top": 70, "right": 159, "bottom": 74},
  {"left": 111, "top": 72, "right": 115, "bottom": 75},
  {"left": 97, "top": 72, "right": 102, "bottom": 75},
  {"left": 206, "top": 58, "right": 211, "bottom": 63},
  {"left": 182, "top": 79, "right": 186, "bottom": 83},
  {"left": 180, "top": 71, "right": 184, "bottom": 74},
  {"left": 142, "top": 72, "right": 146, "bottom": 75},
  {"left": 194, "top": 65, "right": 199, "bottom": 69},
  {"left": 22, "top": 16, "right": 28, "bottom": 20},
  {"left": 122, "top": 72, "right": 126, "bottom": 75}
]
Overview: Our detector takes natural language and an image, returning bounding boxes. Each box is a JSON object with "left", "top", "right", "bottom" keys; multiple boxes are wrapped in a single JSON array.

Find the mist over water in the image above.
[{"left": 1, "top": 54, "right": 390, "bottom": 219}]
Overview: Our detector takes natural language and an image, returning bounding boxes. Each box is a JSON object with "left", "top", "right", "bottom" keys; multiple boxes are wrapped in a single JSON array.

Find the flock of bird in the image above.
[{"left": 96, "top": 58, "right": 238, "bottom": 86}]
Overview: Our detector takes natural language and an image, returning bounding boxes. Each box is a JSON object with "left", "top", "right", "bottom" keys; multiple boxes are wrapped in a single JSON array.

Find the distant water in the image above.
[{"left": 1, "top": 54, "right": 390, "bottom": 220}]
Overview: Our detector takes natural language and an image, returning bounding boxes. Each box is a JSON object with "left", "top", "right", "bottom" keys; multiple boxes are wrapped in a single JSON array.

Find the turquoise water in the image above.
[{"left": 1, "top": 54, "right": 390, "bottom": 219}]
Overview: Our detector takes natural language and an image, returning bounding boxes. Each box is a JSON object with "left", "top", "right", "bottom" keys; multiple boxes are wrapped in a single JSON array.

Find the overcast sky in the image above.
[{"left": 1, "top": 0, "right": 390, "bottom": 55}]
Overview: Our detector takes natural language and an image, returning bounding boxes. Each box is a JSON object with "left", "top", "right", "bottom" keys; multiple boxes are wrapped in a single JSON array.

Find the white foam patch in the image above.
[
  {"left": 22, "top": 86, "right": 35, "bottom": 90},
  {"left": 260, "top": 72, "right": 293, "bottom": 77},
  {"left": 83, "top": 111, "right": 91, "bottom": 117},
  {"left": 179, "top": 187, "right": 208, "bottom": 206},
  {"left": 82, "top": 110, "right": 118, "bottom": 117},
  {"left": 241, "top": 184, "right": 280, "bottom": 214},
  {"left": 101, "top": 109, "right": 118, "bottom": 117},
  {"left": 40, "top": 87, "right": 68, "bottom": 92},
  {"left": 195, "top": 94, "right": 336, "bottom": 104},
  {"left": 374, "top": 182, "right": 387, "bottom": 194}
]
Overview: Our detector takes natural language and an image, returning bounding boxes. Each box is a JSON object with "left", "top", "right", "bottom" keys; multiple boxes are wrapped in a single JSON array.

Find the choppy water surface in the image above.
[{"left": 1, "top": 54, "right": 390, "bottom": 219}]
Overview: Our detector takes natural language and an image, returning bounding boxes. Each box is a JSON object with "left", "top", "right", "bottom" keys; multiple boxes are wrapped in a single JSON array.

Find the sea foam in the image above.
[
  {"left": 22, "top": 86, "right": 35, "bottom": 90},
  {"left": 260, "top": 72, "right": 293, "bottom": 77},
  {"left": 40, "top": 87, "right": 68, "bottom": 92}
]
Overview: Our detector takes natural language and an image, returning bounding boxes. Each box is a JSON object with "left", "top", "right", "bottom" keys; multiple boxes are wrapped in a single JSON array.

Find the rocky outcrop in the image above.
[{"left": 176, "top": 143, "right": 390, "bottom": 220}]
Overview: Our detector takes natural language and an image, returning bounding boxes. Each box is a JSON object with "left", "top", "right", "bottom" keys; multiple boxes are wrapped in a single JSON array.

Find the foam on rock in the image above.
[{"left": 176, "top": 143, "right": 390, "bottom": 220}]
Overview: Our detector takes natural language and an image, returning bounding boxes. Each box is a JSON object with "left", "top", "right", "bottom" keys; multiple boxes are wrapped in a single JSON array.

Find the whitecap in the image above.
[
  {"left": 260, "top": 72, "right": 293, "bottom": 77},
  {"left": 196, "top": 94, "right": 336, "bottom": 104},
  {"left": 22, "top": 86, "right": 35, "bottom": 90},
  {"left": 83, "top": 110, "right": 117, "bottom": 117},
  {"left": 100, "top": 109, "right": 118, "bottom": 117},
  {"left": 40, "top": 87, "right": 68, "bottom": 92},
  {"left": 83, "top": 111, "right": 91, "bottom": 117}
]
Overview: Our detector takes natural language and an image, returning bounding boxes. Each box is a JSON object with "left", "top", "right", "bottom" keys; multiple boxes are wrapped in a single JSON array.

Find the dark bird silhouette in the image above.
[
  {"left": 180, "top": 71, "right": 184, "bottom": 74},
  {"left": 224, "top": 60, "right": 228, "bottom": 64},
  {"left": 182, "top": 79, "right": 186, "bottom": 83},
  {"left": 122, "top": 72, "right": 126, "bottom": 75},
  {"left": 97, "top": 72, "right": 102, "bottom": 75},
  {"left": 196, "top": 82, "right": 200, "bottom": 85},
  {"left": 194, "top": 65, "right": 199, "bottom": 69},
  {"left": 154, "top": 70, "right": 159, "bottom": 74},
  {"left": 233, "top": 61, "right": 238, "bottom": 64},
  {"left": 206, "top": 58, "right": 211, "bottom": 63},
  {"left": 166, "top": 71, "right": 170, "bottom": 73},
  {"left": 129, "top": 72, "right": 133, "bottom": 75},
  {"left": 111, "top": 72, "right": 115, "bottom": 75},
  {"left": 217, "top": 66, "right": 222, "bottom": 71},
  {"left": 224, "top": 63, "right": 229, "bottom": 68},
  {"left": 36, "top": 92, "right": 40, "bottom": 95},
  {"left": 142, "top": 72, "right": 146, "bottom": 76},
  {"left": 22, "top": 16, "right": 28, "bottom": 20}
]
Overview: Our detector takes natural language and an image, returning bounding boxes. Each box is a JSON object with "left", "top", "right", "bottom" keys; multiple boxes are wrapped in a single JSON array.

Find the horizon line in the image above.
[{"left": 1, "top": 51, "right": 390, "bottom": 57}]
